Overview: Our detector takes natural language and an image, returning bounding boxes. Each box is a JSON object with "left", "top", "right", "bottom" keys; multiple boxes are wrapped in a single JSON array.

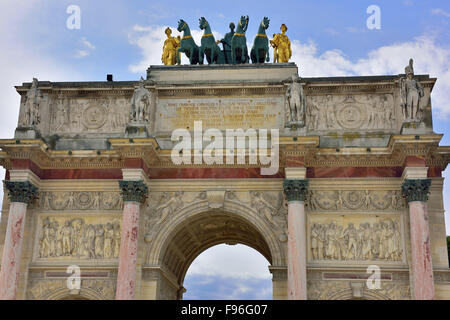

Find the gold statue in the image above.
[
  {"left": 270, "top": 24, "right": 291, "bottom": 63},
  {"left": 161, "top": 27, "right": 180, "bottom": 65}
]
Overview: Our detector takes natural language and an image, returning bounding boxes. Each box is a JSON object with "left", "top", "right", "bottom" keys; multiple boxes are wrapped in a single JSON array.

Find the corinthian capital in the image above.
[
  {"left": 4, "top": 181, "right": 38, "bottom": 204},
  {"left": 401, "top": 179, "right": 431, "bottom": 202},
  {"left": 119, "top": 180, "right": 148, "bottom": 203},
  {"left": 283, "top": 179, "right": 308, "bottom": 202}
]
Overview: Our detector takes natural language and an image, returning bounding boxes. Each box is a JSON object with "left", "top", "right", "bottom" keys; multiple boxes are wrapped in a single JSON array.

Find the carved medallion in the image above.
[{"left": 82, "top": 104, "right": 107, "bottom": 129}]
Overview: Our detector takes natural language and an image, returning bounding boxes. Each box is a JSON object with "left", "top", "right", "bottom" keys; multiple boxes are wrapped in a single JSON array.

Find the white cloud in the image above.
[
  {"left": 186, "top": 244, "right": 271, "bottom": 280},
  {"left": 81, "top": 37, "right": 96, "bottom": 50},
  {"left": 75, "top": 49, "right": 90, "bottom": 58},
  {"left": 431, "top": 8, "right": 450, "bottom": 18},
  {"left": 291, "top": 35, "right": 450, "bottom": 115}
]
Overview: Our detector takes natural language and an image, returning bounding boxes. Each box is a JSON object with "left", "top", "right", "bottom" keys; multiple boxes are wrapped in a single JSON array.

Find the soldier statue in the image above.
[
  {"left": 130, "top": 77, "right": 152, "bottom": 123},
  {"left": 286, "top": 74, "right": 306, "bottom": 128},
  {"left": 400, "top": 59, "right": 424, "bottom": 122}
]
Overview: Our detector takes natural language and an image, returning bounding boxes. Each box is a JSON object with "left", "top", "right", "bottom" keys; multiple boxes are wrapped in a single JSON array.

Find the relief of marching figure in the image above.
[
  {"left": 38, "top": 217, "right": 121, "bottom": 260},
  {"left": 310, "top": 219, "right": 403, "bottom": 262}
]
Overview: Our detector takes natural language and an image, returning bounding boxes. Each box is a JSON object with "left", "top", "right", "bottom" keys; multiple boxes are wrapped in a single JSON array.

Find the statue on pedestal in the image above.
[
  {"left": 161, "top": 27, "right": 180, "bottom": 65},
  {"left": 400, "top": 59, "right": 425, "bottom": 122},
  {"left": 270, "top": 24, "right": 292, "bottom": 63},
  {"left": 286, "top": 74, "right": 306, "bottom": 128},
  {"left": 217, "top": 23, "right": 235, "bottom": 64},
  {"left": 22, "top": 78, "right": 42, "bottom": 127},
  {"left": 130, "top": 77, "right": 152, "bottom": 123}
]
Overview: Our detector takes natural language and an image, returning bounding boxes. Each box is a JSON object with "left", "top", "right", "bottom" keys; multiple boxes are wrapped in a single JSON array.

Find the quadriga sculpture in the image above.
[
  {"left": 231, "top": 16, "right": 249, "bottom": 64},
  {"left": 176, "top": 19, "right": 200, "bottom": 65},
  {"left": 251, "top": 17, "right": 270, "bottom": 64},
  {"left": 198, "top": 17, "right": 225, "bottom": 64}
]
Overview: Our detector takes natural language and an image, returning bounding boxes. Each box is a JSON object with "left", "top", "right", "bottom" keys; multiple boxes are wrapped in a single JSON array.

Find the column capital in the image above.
[
  {"left": 283, "top": 179, "right": 309, "bottom": 202},
  {"left": 401, "top": 179, "right": 431, "bottom": 202},
  {"left": 4, "top": 181, "right": 38, "bottom": 204},
  {"left": 118, "top": 180, "right": 148, "bottom": 203}
]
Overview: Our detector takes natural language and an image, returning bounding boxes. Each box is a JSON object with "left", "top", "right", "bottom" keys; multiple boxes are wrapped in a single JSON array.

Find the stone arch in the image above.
[
  {"left": 45, "top": 288, "right": 106, "bottom": 300},
  {"left": 326, "top": 288, "right": 391, "bottom": 300},
  {"left": 144, "top": 198, "right": 287, "bottom": 299}
]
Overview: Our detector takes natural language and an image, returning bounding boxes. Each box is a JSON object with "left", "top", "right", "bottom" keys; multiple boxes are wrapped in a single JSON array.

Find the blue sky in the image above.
[{"left": 0, "top": 0, "right": 449, "bottom": 300}]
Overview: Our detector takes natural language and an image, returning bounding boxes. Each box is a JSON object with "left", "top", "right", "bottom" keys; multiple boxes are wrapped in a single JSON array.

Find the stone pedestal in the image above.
[
  {"left": 115, "top": 180, "right": 148, "bottom": 300},
  {"left": 125, "top": 123, "right": 149, "bottom": 138},
  {"left": 402, "top": 178, "right": 435, "bottom": 300},
  {"left": 0, "top": 181, "right": 37, "bottom": 300},
  {"left": 283, "top": 179, "right": 308, "bottom": 300},
  {"left": 14, "top": 126, "right": 41, "bottom": 139}
]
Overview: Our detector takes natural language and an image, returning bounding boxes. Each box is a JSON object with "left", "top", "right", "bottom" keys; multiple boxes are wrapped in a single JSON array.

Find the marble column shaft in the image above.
[
  {"left": 283, "top": 179, "right": 308, "bottom": 300},
  {"left": 402, "top": 178, "right": 434, "bottom": 300},
  {"left": 115, "top": 180, "right": 148, "bottom": 300},
  {"left": 0, "top": 181, "right": 37, "bottom": 300}
]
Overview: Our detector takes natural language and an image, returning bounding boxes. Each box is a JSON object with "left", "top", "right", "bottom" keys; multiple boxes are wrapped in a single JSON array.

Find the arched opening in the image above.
[
  {"left": 146, "top": 207, "right": 286, "bottom": 300},
  {"left": 183, "top": 244, "right": 272, "bottom": 299}
]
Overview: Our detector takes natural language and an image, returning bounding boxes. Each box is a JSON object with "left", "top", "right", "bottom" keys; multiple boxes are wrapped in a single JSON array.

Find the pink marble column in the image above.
[
  {"left": 116, "top": 180, "right": 147, "bottom": 300},
  {"left": 408, "top": 201, "right": 434, "bottom": 300},
  {"left": 283, "top": 179, "right": 308, "bottom": 300},
  {"left": 0, "top": 181, "right": 37, "bottom": 300},
  {"left": 402, "top": 178, "right": 434, "bottom": 300}
]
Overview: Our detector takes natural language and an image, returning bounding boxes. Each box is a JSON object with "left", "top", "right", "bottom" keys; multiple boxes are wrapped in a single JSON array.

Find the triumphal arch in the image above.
[{"left": 1, "top": 35, "right": 450, "bottom": 300}]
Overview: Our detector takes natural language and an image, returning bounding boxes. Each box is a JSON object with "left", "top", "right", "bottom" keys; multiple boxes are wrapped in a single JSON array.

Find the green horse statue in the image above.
[
  {"left": 251, "top": 17, "right": 270, "bottom": 63},
  {"left": 176, "top": 19, "right": 200, "bottom": 65},
  {"left": 231, "top": 16, "right": 249, "bottom": 64},
  {"left": 198, "top": 17, "right": 225, "bottom": 64}
]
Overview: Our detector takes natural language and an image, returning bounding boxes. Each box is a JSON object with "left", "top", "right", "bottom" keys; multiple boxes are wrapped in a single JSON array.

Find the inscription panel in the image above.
[{"left": 155, "top": 96, "right": 284, "bottom": 131}]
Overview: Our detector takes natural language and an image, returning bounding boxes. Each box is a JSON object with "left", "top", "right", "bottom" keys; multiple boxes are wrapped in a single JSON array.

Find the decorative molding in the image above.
[
  {"left": 401, "top": 179, "right": 431, "bottom": 202},
  {"left": 118, "top": 180, "right": 148, "bottom": 203},
  {"left": 39, "top": 191, "right": 122, "bottom": 211},
  {"left": 28, "top": 279, "right": 116, "bottom": 300},
  {"left": 283, "top": 179, "right": 308, "bottom": 202},
  {"left": 4, "top": 181, "right": 38, "bottom": 204},
  {"left": 307, "top": 190, "right": 406, "bottom": 211}
]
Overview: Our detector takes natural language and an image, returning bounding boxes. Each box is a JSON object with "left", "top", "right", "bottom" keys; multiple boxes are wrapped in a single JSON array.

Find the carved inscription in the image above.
[{"left": 156, "top": 97, "right": 283, "bottom": 130}]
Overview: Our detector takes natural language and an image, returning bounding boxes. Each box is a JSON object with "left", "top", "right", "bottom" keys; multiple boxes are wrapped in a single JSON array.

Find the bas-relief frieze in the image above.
[
  {"left": 36, "top": 216, "right": 121, "bottom": 260},
  {"left": 305, "top": 94, "right": 396, "bottom": 131},
  {"left": 307, "top": 280, "right": 410, "bottom": 300},
  {"left": 39, "top": 191, "right": 122, "bottom": 211},
  {"left": 28, "top": 279, "right": 115, "bottom": 300},
  {"left": 49, "top": 97, "right": 130, "bottom": 134},
  {"left": 306, "top": 190, "right": 406, "bottom": 211},
  {"left": 308, "top": 215, "right": 404, "bottom": 263}
]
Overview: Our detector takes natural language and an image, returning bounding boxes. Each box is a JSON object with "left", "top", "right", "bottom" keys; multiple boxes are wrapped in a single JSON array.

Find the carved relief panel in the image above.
[
  {"left": 305, "top": 94, "right": 396, "bottom": 132},
  {"left": 307, "top": 214, "right": 405, "bottom": 264},
  {"left": 39, "top": 191, "right": 123, "bottom": 211},
  {"left": 34, "top": 215, "right": 121, "bottom": 261},
  {"left": 49, "top": 96, "right": 130, "bottom": 134}
]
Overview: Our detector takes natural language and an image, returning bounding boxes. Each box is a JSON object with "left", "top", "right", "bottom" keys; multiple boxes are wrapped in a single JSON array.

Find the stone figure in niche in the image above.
[
  {"left": 22, "top": 78, "right": 42, "bottom": 127},
  {"left": 400, "top": 58, "right": 424, "bottom": 122},
  {"left": 325, "top": 94, "right": 337, "bottom": 129},
  {"left": 286, "top": 74, "right": 306, "bottom": 128},
  {"left": 130, "top": 77, "right": 152, "bottom": 123}
]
